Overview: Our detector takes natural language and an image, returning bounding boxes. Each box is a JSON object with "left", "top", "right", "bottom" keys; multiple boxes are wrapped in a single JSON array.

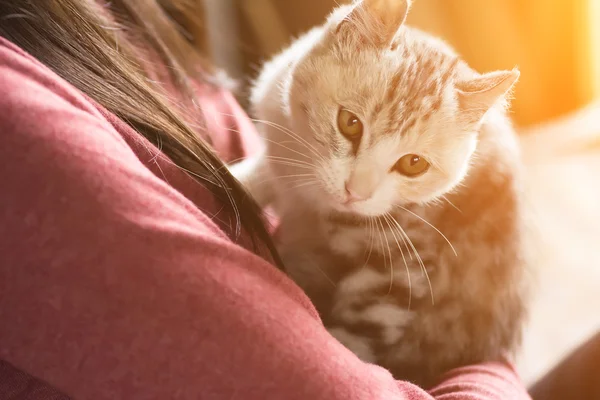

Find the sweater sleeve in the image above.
[{"left": 0, "top": 38, "right": 531, "bottom": 400}]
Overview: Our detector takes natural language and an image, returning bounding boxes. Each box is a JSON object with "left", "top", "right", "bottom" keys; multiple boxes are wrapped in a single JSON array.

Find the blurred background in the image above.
[
  {"left": 202, "top": 0, "right": 600, "bottom": 127},
  {"left": 200, "top": 0, "right": 600, "bottom": 388}
]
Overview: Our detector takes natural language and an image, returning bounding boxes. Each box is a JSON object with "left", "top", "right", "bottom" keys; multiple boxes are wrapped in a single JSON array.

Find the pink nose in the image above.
[{"left": 344, "top": 182, "right": 367, "bottom": 203}]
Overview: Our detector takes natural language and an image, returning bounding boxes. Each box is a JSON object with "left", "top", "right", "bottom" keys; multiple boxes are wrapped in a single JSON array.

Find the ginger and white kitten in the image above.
[{"left": 232, "top": 0, "right": 530, "bottom": 388}]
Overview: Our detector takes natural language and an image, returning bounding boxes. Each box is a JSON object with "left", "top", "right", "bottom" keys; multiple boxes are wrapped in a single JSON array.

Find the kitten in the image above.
[{"left": 232, "top": 0, "right": 530, "bottom": 388}]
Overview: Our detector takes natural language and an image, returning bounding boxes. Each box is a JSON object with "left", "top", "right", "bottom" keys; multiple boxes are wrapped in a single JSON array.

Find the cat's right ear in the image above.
[
  {"left": 456, "top": 68, "right": 520, "bottom": 123},
  {"left": 336, "top": 0, "right": 411, "bottom": 48}
]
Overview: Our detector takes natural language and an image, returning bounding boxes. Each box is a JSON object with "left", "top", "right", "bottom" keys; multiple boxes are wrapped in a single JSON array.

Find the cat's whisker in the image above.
[
  {"left": 368, "top": 217, "right": 375, "bottom": 264},
  {"left": 265, "top": 159, "right": 314, "bottom": 170},
  {"left": 374, "top": 217, "right": 390, "bottom": 295},
  {"left": 442, "top": 195, "right": 462, "bottom": 214},
  {"left": 242, "top": 115, "right": 327, "bottom": 165},
  {"left": 264, "top": 155, "right": 314, "bottom": 168},
  {"left": 406, "top": 234, "right": 435, "bottom": 307},
  {"left": 388, "top": 216, "right": 435, "bottom": 306},
  {"left": 384, "top": 213, "right": 412, "bottom": 309},
  {"left": 221, "top": 157, "right": 246, "bottom": 172},
  {"left": 288, "top": 180, "right": 320, "bottom": 190},
  {"left": 212, "top": 124, "right": 314, "bottom": 166},
  {"left": 261, "top": 137, "right": 314, "bottom": 161},
  {"left": 275, "top": 139, "right": 328, "bottom": 169},
  {"left": 251, "top": 118, "right": 325, "bottom": 161},
  {"left": 390, "top": 212, "right": 413, "bottom": 261},
  {"left": 396, "top": 205, "right": 458, "bottom": 257},
  {"left": 361, "top": 217, "right": 375, "bottom": 269},
  {"left": 275, "top": 174, "right": 320, "bottom": 189},
  {"left": 258, "top": 173, "right": 315, "bottom": 181},
  {"left": 254, "top": 173, "right": 316, "bottom": 187},
  {"left": 279, "top": 175, "right": 318, "bottom": 184},
  {"left": 377, "top": 217, "right": 394, "bottom": 296},
  {"left": 248, "top": 117, "right": 320, "bottom": 153},
  {"left": 312, "top": 261, "right": 337, "bottom": 288},
  {"left": 212, "top": 114, "right": 328, "bottom": 177}
]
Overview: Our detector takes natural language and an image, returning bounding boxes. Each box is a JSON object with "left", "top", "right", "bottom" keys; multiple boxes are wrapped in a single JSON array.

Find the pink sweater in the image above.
[{"left": 0, "top": 37, "right": 531, "bottom": 400}]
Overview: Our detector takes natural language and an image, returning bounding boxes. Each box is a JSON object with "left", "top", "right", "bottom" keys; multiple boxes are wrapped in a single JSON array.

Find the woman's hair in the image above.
[{"left": 0, "top": 0, "right": 283, "bottom": 267}]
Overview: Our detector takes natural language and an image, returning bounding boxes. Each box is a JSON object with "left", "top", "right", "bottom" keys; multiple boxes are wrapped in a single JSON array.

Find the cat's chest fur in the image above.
[{"left": 278, "top": 201, "right": 447, "bottom": 320}]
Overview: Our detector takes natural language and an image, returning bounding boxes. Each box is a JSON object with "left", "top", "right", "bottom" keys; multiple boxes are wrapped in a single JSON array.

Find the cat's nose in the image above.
[{"left": 344, "top": 182, "right": 368, "bottom": 203}]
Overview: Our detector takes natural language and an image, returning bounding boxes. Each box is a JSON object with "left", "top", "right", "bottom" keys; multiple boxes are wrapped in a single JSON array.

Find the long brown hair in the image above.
[{"left": 0, "top": 0, "right": 283, "bottom": 268}]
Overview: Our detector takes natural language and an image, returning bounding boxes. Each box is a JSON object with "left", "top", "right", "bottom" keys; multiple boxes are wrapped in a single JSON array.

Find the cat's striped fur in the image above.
[{"left": 234, "top": 0, "right": 530, "bottom": 388}]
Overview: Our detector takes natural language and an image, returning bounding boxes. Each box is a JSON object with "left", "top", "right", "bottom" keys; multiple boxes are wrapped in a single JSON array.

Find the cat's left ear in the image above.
[
  {"left": 338, "top": 0, "right": 411, "bottom": 47},
  {"left": 455, "top": 68, "right": 520, "bottom": 122}
]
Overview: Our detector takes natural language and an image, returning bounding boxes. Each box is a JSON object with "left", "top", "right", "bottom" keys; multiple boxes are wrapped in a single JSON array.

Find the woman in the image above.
[{"left": 0, "top": 1, "right": 593, "bottom": 399}]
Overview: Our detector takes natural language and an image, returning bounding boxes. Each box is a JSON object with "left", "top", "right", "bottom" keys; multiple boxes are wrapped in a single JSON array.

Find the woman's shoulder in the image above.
[
  {"left": 0, "top": 36, "right": 262, "bottom": 165},
  {"left": 0, "top": 36, "right": 138, "bottom": 171},
  {"left": 0, "top": 37, "right": 111, "bottom": 124},
  {"left": 0, "top": 35, "right": 229, "bottom": 238},
  {"left": 0, "top": 35, "right": 153, "bottom": 188}
]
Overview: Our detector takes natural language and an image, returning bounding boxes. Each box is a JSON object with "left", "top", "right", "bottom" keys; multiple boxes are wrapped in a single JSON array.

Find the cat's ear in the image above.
[
  {"left": 337, "top": 0, "right": 411, "bottom": 47},
  {"left": 455, "top": 68, "right": 520, "bottom": 122}
]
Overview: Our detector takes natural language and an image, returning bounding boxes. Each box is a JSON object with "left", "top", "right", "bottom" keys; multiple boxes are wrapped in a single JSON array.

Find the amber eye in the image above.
[
  {"left": 393, "top": 154, "right": 430, "bottom": 177},
  {"left": 337, "top": 108, "right": 363, "bottom": 140}
]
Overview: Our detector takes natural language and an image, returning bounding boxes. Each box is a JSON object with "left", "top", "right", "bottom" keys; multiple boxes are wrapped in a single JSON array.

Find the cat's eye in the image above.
[
  {"left": 337, "top": 108, "right": 363, "bottom": 140},
  {"left": 393, "top": 154, "right": 430, "bottom": 177}
]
